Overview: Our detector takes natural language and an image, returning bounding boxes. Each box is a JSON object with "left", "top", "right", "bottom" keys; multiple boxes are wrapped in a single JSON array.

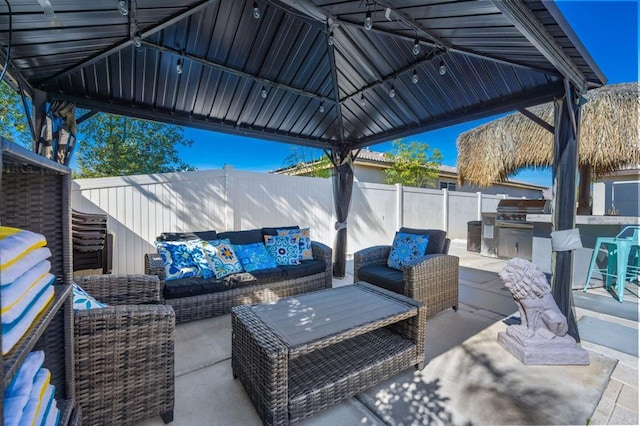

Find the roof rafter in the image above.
[
  {"left": 492, "top": 0, "right": 586, "bottom": 92},
  {"left": 42, "top": 0, "right": 221, "bottom": 86}
]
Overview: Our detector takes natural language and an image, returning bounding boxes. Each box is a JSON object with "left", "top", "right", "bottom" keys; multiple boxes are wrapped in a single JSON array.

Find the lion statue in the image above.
[{"left": 499, "top": 258, "right": 569, "bottom": 343}]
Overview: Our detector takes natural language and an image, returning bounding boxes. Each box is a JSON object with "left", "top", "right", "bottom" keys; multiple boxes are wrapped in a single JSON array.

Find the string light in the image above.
[
  {"left": 412, "top": 37, "right": 420, "bottom": 55},
  {"left": 261, "top": 86, "right": 268, "bottom": 99},
  {"left": 319, "top": 102, "right": 325, "bottom": 113},
  {"left": 253, "top": 2, "right": 261, "bottom": 19},
  {"left": 364, "top": 10, "right": 372, "bottom": 30},
  {"left": 133, "top": 33, "right": 142, "bottom": 49},
  {"left": 439, "top": 60, "right": 446, "bottom": 75},
  {"left": 412, "top": 69, "right": 419, "bottom": 84},
  {"left": 389, "top": 85, "right": 395, "bottom": 98},
  {"left": 328, "top": 30, "right": 334, "bottom": 46},
  {"left": 118, "top": 0, "right": 128, "bottom": 16},
  {"left": 176, "top": 58, "right": 183, "bottom": 74},
  {"left": 360, "top": 94, "right": 366, "bottom": 106}
]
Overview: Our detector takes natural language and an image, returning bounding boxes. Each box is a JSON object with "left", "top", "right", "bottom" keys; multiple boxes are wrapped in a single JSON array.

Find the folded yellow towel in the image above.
[
  {"left": 2, "top": 272, "right": 55, "bottom": 325},
  {"left": 2, "top": 260, "right": 51, "bottom": 315},
  {"left": 17, "top": 368, "right": 50, "bottom": 426},
  {"left": 2, "top": 287, "right": 55, "bottom": 355},
  {"left": 0, "top": 227, "right": 47, "bottom": 271},
  {"left": 1, "top": 247, "right": 51, "bottom": 286}
]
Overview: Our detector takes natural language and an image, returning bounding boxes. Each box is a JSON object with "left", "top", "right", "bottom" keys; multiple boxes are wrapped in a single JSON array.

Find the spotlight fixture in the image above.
[
  {"left": 118, "top": 0, "right": 128, "bottom": 16},
  {"left": 319, "top": 102, "right": 325, "bottom": 113},
  {"left": 412, "top": 38, "right": 420, "bottom": 56},
  {"left": 133, "top": 34, "right": 142, "bottom": 49},
  {"left": 176, "top": 58, "right": 183, "bottom": 75},
  {"left": 439, "top": 60, "right": 446, "bottom": 76},
  {"left": 412, "top": 69, "right": 419, "bottom": 84},
  {"left": 389, "top": 85, "right": 396, "bottom": 98},
  {"left": 261, "top": 86, "right": 268, "bottom": 99},
  {"left": 360, "top": 93, "right": 366, "bottom": 107},
  {"left": 328, "top": 30, "right": 334, "bottom": 46},
  {"left": 253, "top": 2, "right": 261, "bottom": 19},
  {"left": 364, "top": 10, "right": 372, "bottom": 30}
]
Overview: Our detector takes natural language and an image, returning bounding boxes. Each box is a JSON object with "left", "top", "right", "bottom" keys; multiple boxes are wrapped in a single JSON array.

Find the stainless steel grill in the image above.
[{"left": 494, "top": 199, "right": 550, "bottom": 260}]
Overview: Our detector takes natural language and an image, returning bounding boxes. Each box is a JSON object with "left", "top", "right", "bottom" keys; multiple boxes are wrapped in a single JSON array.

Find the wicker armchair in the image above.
[
  {"left": 354, "top": 228, "right": 459, "bottom": 318},
  {"left": 73, "top": 274, "right": 175, "bottom": 425}
]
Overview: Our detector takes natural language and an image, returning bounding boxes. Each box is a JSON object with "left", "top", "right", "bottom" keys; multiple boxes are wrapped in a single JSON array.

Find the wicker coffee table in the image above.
[{"left": 231, "top": 282, "right": 426, "bottom": 425}]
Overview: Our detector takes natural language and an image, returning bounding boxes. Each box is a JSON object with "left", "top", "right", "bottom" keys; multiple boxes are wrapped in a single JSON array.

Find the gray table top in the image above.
[{"left": 250, "top": 283, "right": 417, "bottom": 348}]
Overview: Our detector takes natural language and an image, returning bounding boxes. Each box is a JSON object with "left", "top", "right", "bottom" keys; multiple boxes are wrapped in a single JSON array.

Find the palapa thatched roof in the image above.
[{"left": 456, "top": 82, "right": 640, "bottom": 186}]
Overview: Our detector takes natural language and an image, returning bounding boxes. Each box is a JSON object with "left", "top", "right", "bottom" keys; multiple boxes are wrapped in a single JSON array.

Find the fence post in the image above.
[
  {"left": 395, "top": 183, "right": 403, "bottom": 230},
  {"left": 442, "top": 188, "right": 449, "bottom": 233},
  {"left": 224, "top": 165, "right": 236, "bottom": 230},
  {"left": 477, "top": 191, "right": 482, "bottom": 220}
]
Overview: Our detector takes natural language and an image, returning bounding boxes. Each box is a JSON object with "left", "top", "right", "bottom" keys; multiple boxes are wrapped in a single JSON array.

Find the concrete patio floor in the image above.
[{"left": 137, "top": 240, "right": 639, "bottom": 426}]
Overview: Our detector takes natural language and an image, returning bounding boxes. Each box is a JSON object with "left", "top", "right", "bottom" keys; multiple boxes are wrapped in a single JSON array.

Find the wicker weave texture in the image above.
[
  {"left": 74, "top": 274, "right": 161, "bottom": 305},
  {"left": 231, "top": 284, "right": 426, "bottom": 425},
  {"left": 354, "top": 245, "right": 460, "bottom": 318},
  {"left": 74, "top": 275, "right": 175, "bottom": 426}
]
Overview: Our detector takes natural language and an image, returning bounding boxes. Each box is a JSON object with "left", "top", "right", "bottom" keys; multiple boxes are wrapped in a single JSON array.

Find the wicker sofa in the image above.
[
  {"left": 145, "top": 227, "right": 333, "bottom": 323},
  {"left": 354, "top": 227, "right": 459, "bottom": 318},
  {"left": 73, "top": 274, "right": 175, "bottom": 426}
]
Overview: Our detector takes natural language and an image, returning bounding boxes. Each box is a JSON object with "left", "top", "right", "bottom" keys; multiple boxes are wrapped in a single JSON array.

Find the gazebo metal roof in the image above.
[{"left": 1, "top": 0, "right": 605, "bottom": 151}]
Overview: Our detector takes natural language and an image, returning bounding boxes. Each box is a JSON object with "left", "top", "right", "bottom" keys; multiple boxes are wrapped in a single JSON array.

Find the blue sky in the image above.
[{"left": 176, "top": 1, "right": 638, "bottom": 187}]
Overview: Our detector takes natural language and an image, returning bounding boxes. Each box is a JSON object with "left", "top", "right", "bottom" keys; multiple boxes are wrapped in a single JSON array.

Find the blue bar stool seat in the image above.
[{"left": 583, "top": 226, "right": 640, "bottom": 302}]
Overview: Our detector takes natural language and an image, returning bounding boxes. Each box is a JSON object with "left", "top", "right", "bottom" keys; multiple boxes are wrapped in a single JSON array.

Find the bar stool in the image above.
[{"left": 583, "top": 226, "right": 639, "bottom": 302}]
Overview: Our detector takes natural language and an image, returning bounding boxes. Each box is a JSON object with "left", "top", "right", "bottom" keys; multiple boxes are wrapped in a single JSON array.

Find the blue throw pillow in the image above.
[
  {"left": 72, "top": 283, "right": 108, "bottom": 310},
  {"left": 264, "top": 235, "right": 300, "bottom": 265},
  {"left": 155, "top": 241, "right": 201, "bottom": 281},
  {"left": 232, "top": 242, "right": 278, "bottom": 272},
  {"left": 277, "top": 228, "right": 312, "bottom": 260},
  {"left": 387, "top": 232, "right": 430, "bottom": 270},
  {"left": 200, "top": 239, "right": 244, "bottom": 279}
]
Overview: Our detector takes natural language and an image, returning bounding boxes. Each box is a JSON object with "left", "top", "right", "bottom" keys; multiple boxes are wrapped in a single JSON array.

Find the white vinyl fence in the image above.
[{"left": 72, "top": 167, "right": 505, "bottom": 274}]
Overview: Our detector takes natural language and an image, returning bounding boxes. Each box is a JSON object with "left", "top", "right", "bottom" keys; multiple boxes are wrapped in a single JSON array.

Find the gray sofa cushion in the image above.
[
  {"left": 217, "top": 229, "right": 264, "bottom": 245},
  {"left": 399, "top": 227, "right": 448, "bottom": 254},
  {"left": 357, "top": 264, "right": 404, "bottom": 295}
]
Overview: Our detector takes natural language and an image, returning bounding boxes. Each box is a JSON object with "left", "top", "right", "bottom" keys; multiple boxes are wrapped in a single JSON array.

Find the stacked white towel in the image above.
[
  {"left": 3, "top": 351, "right": 59, "bottom": 426},
  {"left": 1, "top": 226, "right": 55, "bottom": 355}
]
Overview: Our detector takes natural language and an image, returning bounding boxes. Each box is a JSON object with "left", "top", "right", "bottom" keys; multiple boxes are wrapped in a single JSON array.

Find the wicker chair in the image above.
[
  {"left": 354, "top": 227, "right": 459, "bottom": 318},
  {"left": 73, "top": 274, "right": 175, "bottom": 425}
]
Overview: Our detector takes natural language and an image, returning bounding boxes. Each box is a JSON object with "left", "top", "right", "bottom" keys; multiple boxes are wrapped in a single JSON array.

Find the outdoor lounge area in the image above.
[
  {"left": 1, "top": 1, "right": 639, "bottom": 425},
  {"left": 129, "top": 241, "right": 639, "bottom": 426}
]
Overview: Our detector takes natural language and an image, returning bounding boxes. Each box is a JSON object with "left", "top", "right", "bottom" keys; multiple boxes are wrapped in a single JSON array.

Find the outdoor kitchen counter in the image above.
[{"left": 527, "top": 215, "right": 639, "bottom": 289}]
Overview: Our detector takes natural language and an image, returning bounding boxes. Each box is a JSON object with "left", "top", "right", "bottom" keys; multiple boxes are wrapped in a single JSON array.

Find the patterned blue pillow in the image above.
[
  {"left": 232, "top": 243, "right": 278, "bottom": 272},
  {"left": 72, "top": 283, "right": 108, "bottom": 310},
  {"left": 200, "top": 239, "right": 244, "bottom": 279},
  {"left": 277, "top": 228, "right": 312, "bottom": 260},
  {"left": 188, "top": 241, "right": 214, "bottom": 279},
  {"left": 155, "top": 241, "right": 201, "bottom": 281},
  {"left": 387, "top": 232, "right": 430, "bottom": 270},
  {"left": 264, "top": 235, "right": 300, "bottom": 265}
]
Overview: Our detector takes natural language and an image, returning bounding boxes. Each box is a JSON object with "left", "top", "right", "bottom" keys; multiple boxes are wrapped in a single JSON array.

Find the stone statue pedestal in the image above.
[{"left": 498, "top": 331, "right": 590, "bottom": 365}]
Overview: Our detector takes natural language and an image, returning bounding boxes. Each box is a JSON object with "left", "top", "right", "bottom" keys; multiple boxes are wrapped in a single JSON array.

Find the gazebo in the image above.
[
  {"left": 457, "top": 82, "right": 640, "bottom": 213},
  {"left": 0, "top": 0, "right": 607, "bottom": 339}
]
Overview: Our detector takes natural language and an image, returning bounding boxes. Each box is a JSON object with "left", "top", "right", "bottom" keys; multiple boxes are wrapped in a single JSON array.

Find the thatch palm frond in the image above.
[{"left": 457, "top": 82, "right": 640, "bottom": 186}]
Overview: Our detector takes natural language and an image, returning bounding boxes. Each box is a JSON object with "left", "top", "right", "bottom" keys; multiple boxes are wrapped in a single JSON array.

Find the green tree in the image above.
[
  {"left": 0, "top": 81, "right": 32, "bottom": 148},
  {"left": 75, "top": 113, "right": 196, "bottom": 178},
  {"left": 282, "top": 147, "right": 331, "bottom": 178},
  {"left": 384, "top": 139, "right": 443, "bottom": 188}
]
